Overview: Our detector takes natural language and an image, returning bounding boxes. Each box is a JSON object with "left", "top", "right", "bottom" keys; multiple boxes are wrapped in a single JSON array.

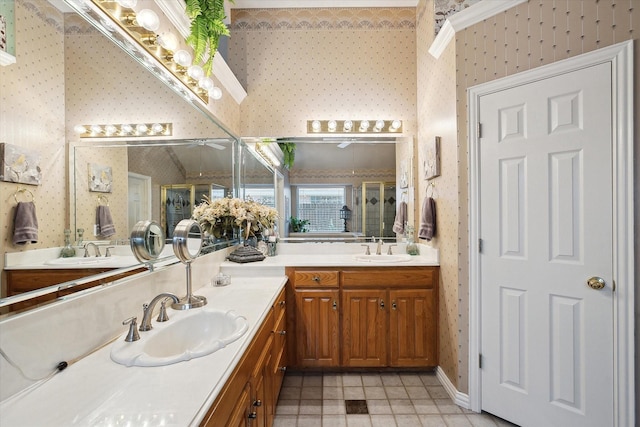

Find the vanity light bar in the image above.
[
  {"left": 90, "top": 0, "right": 211, "bottom": 104},
  {"left": 75, "top": 123, "right": 173, "bottom": 138},
  {"left": 307, "top": 120, "right": 403, "bottom": 134},
  {"left": 255, "top": 142, "right": 283, "bottom": 168}
]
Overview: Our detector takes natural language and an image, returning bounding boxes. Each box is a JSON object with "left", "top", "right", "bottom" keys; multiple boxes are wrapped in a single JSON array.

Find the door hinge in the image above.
[
  {"left": 477, "top": 123, "right": 482, "bottom": 138},
  {"left": 479, "top": 354, "right": 483, "bottom": 369},
  {"left": 478, "top": 238, "right": 483, "bottom": 253}
]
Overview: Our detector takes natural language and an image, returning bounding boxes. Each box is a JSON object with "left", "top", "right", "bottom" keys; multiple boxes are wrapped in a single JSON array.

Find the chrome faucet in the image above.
[
  {"left": 139, "top": 293, "right": 180, "bottom": 331},
  {"left": 376, "top": 238, "right": 384, "bottom": 255},
  {"left": 83, "top": 242, "right": 101, "bottom": 257}
]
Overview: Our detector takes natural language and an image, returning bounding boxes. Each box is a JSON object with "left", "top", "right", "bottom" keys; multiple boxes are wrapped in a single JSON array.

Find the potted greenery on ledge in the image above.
[
  {"left": 289, "top": 217, "right": 310, "bottom": 233},
  {"left": 185, "top": 0, "right": 234, "bottom": 76}
]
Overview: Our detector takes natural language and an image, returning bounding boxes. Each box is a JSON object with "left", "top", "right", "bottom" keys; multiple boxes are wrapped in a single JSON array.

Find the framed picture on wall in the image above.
[
  {"left": 0, "top": 142, "right": 42, "bottom": 185},
  {"left": 424, "top": 136, "right": 441, "bottom": 180},
  {"left": 88, "top": 163, "right": 113, "bottom": 193}
]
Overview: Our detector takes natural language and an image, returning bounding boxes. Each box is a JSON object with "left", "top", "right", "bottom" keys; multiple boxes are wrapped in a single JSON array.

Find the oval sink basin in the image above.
[
  {"left": 354, "top": 254, "right": 412, "bottom": 263},
  {"left": 111, "top": 309, "right": 248, "bottom": 367}
]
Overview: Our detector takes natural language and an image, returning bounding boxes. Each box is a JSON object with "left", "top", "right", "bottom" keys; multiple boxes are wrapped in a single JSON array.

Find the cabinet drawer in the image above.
[
  {"left": 341, "top": 267, "right": 438, "bottom": 288},
  {"left": 293, "top": 270, "right": 339, "bottom": 288}
]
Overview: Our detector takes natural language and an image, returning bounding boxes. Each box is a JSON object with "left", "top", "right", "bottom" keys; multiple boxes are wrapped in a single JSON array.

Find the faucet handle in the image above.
[
  {"left": 122, "top": 317, "right": 140, "bottom": 342},
  {"left": 95, "top": 246, "right": 102, "bottom": 257},
  {"left": 361, "top": 244, "right": 371, "bottom": 255},
  {"left": 105, "top": 246, "right": 114, "bottom": 257},
  {"left": 387, "top": 244, "right": 397, "bottom": 255}
]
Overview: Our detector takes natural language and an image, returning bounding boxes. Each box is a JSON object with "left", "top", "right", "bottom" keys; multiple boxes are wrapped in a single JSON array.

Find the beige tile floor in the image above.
[{"left": 274, "top": 372, "right": 519, "bottom": 427}]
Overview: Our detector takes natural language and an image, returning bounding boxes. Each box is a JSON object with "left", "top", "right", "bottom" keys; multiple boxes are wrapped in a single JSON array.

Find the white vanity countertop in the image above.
[
  {"left": 220, "top": 244, "right": 439, "bottom": 274},
  {"left": 0, "top": 276, "right": 287, "bottom": 427}
]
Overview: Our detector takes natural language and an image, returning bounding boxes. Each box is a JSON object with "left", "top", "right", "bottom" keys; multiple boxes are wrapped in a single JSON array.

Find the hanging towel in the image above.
[
  {"left": 418, "top": 197, "right": 436, "bottom": 241},
  {"left": 13, "top": 201, "right": 38, "bottom": 245},
  {"left": 392, "top": 201, "right": 407, "bottom": 235},
  {"left": 96, "top": 205, "right": 116, "bottom": 238}
]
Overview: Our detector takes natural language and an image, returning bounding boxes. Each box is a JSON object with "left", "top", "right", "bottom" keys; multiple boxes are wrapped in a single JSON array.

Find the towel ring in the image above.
[
  {"left": 13, "top": 188, "right": 35, "bottom": 204},
  {"left": 97, "top": 195, "right": 109, "bottom": 206},
  {"left": 426, "top": 182, "right": 436, "bottom": 198}
]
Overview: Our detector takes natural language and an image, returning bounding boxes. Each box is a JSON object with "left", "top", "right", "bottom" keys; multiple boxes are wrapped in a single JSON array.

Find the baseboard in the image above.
[{"left": 436, "top": 366, "right": 471, "bottom": 410}]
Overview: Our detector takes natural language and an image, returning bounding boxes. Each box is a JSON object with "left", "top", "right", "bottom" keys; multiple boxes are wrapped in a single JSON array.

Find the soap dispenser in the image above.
[
  {"left": 60, "top": 229, "right": 76, "bottom": 258},
  {"left": 404, "top": 224, "right": 419, "bottom": 255}
]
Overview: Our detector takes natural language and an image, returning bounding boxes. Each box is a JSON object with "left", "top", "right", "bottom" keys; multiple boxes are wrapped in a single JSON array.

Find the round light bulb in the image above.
[
  {"left": 311, "top": 120, "right": 321, "bottom": 132},
  {"left": 374, "top": 120, "right": 385, "bottom": 132},
  {"left": 105, "top": 125, "right": 118, "bottom": 135},
  {"left": 136, "top": 9, "right": 160, "bottom": 32},
  {"left": 343, "top": 120, "right": 353, "bottom": 131},
  {"left": 121, "top": 124, "right": 133, "bottom": 134},
  {"left": 187, "top": 65, "right": 204, "bottom": 81},
  {"left": 151, "top": 123, "right": 164, "bottom": 134},
  {"left": 210, "top": 87, "right": 223, "bottom": 100},
  {"left": 136, "top": 124, "right": 148, "bottom": 134},
  {"left": 328, "top": 120, "right": 337, "bottom": 132},
  {"left": 198, "top": 77, "right": 215, "bottom": 91},
  {"left": 74, "top": 125, "right": 87, "bottom": 134},
  {"left": 390, "top": 120, "right": 401, "bottom": 131},
  {"left": 359, "top": 120, "right": 370, "bottom": 132},
  {"left": 156, "top": 32, "right": 178, "bottom": 51},
  {"left": 116, "top": 0, "right": 137, "bottom": 8},
  {"left": 90, "top": 125, "right": 103, "bottom": 134},
  {"left": 173, "top": 50, "right": 192, "bottom": 67}
]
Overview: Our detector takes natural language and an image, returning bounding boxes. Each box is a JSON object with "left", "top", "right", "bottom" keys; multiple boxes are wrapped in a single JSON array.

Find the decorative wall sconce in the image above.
[
  {"left": 307, "top": 120, "right": 403, "bottom": 134},
  {"left": 74, "top": 123, "right": 173, "bottom": 138},
  {"left": 74, "top": 0, "right": 224, "bottom": 104}
]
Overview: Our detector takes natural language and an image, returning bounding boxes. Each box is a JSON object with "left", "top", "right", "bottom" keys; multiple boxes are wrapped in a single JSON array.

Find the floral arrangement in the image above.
[{"left": 192, "top": 195, "right": 278, "bottom": 239}]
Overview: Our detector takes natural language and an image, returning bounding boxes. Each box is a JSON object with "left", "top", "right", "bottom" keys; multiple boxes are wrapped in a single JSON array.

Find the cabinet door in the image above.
[
  {"left": 389, "top": 289, "right": 438, "bottom": 367},
  {"left": 225, "top": 381, "right": 251, "bottom": 427},
  {"left": 342, "top": 289, "right": 387, "bottom": 367},
  {"left": 294, "top": 290, "right": 340, "bottom": 367}
]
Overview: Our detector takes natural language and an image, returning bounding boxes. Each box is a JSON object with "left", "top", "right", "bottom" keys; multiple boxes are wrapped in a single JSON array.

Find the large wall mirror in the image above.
[{"left": 0, "top": 0, "right": 240, "bottom": 314}]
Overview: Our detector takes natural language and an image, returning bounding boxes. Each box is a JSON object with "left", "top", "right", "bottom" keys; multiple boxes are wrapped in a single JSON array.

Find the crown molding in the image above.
[
  {"left": 232, "top": 1, "right": 419, "bottom": 8},
  {"left": 429, "top": 0, "right": 527, "bottom": 59},
  {"left": 154, "top": 0, "right": 247, "bottom": 104}
]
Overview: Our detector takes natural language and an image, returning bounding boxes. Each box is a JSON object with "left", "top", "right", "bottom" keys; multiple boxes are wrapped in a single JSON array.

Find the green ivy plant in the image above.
[
  {"left": 278, "top": 142, "right": 296, "bottom": 169},
  {"left": 184, "top": 0, "right": 234, "bottom": 76},
  {"left": 289, "top": 217, "right": 310, "bottom": 233}
]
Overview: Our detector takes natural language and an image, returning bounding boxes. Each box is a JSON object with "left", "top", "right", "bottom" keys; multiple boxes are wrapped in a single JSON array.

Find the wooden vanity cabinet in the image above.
[
  {"left": 287, "top": 266, "right": 439, "bottom": 369},
  {"left": 4, "top": 267, "right": 145, "bottom": 312},
  {"left": 200, "top": 287, "right": 287, "bottom": 427},
  {"left": 287, "top": 268, "right": 340, "bottom": 368},
  {"left": 342, "top": 289, "right": 387, "bottom": 367},
  {"left": 342, "top": 268, "right": 439, "bottom": 368}
]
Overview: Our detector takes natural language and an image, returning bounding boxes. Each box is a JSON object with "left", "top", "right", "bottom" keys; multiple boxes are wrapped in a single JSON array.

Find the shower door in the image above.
[{"left": 361, "top": 182, "right": 396, "bottom": 238}]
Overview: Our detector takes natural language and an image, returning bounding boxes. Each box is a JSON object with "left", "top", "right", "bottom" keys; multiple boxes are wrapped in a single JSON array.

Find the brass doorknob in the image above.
[{"left": 586, "top": 276, "right": 606, "bottom": 290}]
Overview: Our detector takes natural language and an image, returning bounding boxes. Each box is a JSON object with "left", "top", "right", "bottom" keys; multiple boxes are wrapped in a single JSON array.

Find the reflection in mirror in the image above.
[
  {"left": 274, "top": 138, "right": 398, "bottom": 240},
  {"left": 0, "top": 2, "right": 239, "bottom": 314},
  {"left": 74, "top": 139, "right": 237, "bottom": 253},
  {"left": 240, "top": 140, "right": 275, "bottom": 208},
  {"left": 130, "top": 220, "right": 165, "bottom": 263}
]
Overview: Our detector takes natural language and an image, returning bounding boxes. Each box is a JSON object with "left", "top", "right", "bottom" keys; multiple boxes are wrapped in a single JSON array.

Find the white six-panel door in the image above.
[{"left": 478, "top": 62, "right": 614, "bottom": 427}]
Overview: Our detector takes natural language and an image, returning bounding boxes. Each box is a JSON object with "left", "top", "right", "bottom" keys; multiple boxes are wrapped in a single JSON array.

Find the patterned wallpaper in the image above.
[
  {"left": 0, "top": 1, "right": 66, "bottom": 266},
  {"left": 451, "top": 0, "right": 639, "bottom": 394},
  {"left": 416, "top": 0, "right": 461, "bottom": 390},
  {"left": 228, "top": 7, "right": 417, "bottom": 137}
]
